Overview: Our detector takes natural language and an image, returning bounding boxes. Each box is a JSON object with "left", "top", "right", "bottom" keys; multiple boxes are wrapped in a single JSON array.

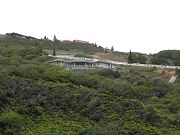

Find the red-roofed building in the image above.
[
  {"left": 73, "top": 40, "right": 89, "bottom": 44},
  {"left": 63, "top": 40, "right": 73, "bottom": 43}
]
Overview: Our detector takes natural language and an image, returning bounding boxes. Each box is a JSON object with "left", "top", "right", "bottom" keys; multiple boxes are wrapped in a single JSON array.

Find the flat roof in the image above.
[{"left": 48, "top": 58, "right": 118, "bottom": 65}]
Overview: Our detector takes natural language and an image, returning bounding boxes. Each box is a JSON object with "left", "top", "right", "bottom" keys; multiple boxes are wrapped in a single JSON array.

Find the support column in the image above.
[{"left": 85, "top": 63, "right": 87, "bottom": 68}]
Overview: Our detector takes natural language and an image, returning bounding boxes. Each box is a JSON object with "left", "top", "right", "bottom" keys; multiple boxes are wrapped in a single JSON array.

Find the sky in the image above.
[{"left": 0, "top": 0, "right": 180, "bottom": 54}]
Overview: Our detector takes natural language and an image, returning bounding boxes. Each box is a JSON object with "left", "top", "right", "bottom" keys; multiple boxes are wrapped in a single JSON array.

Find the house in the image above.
[
  {"left": 73, "top": 40, "right": 89, "bottom": 44},
  {"left": 95, "top": 60, "right": 118, "bottom": 69},
  {"left": 48, "top": 58, "right": 119, "bottom": 70},
  {"left": 6, "top": 32, "right": 27, "bottom": 38},
  {"left": 6, "top": 32, "right": 37, "bottom": 40},
  {"left": 62, "top": 40, "right": 73, "bottom": 43}
]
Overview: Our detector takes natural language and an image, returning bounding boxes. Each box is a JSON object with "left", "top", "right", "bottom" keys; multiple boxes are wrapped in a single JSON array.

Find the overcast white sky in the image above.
[{"left": 0, "top": 0, "right": 180, "bottom": 54}]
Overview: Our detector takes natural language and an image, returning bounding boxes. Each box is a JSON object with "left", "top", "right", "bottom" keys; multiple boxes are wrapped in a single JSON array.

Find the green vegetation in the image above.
[
  {"left": 133, "top": 53, "right": 147, "bottom": 64},
  {"left": 111, "top": 46, "right": 114, "bottom": 52},
  {"left": 128, "top": 50, "right": 133, "bottom": 64},
  {"left": 128, "top": 50, "right": 147, "bottom": 64},
  {"left": 56, "top": 41, "right": 104, "bottom": 54},
  {"left": 0, "top": 34, "right": 180, "bottom": 134},
  {"left": 151, "top": 50, "right": 180, "bottom": 66},
  {"left": 0, "top": 34, "right": 104, "bottom": 55},
  {"left": 74, "top": 54, "right": 93, "bottom": 58},
  {"left": 176, "top": 69, "right": 180, "bottom": 75},
  {"left": 0, "top": 43, "right": 180, "bottom": 134}
]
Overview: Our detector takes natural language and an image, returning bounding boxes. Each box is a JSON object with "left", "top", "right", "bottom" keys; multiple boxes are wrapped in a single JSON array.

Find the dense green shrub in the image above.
[
  {"left": 0, "top": 45, "right": 179, "bottom": 134},
  {"left": 151, "top": 50, "right": 180, "bottom": 66}
]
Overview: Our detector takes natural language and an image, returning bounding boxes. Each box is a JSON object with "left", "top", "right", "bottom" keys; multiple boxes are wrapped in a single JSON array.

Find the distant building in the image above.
[
  {"left": 6, "top": 32, "right": 37, "bottom": 40},
  {"left": 62, "top": 40, "right": 73, "bottom": 43},
  {"left": 73, "top": 40, "right": 89, "bottom": 44},
  {"left": 48, "top": 58, "right": 119, "bottom": 70},
  {"left": 6, "top": 32, "right": 26, "bottom": 38}
]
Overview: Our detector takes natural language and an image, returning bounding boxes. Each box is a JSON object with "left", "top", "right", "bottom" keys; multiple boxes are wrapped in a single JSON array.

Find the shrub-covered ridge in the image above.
[{"left": 0, "top": 45, "right": 180, "bottom": 135}]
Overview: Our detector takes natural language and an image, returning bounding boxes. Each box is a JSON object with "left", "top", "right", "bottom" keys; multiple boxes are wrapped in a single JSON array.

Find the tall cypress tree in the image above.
[
  {"left": 111, "top": 46, "right": 114, "bottom": 52},
  {"left": 128, "top": 50, "right": 133, "bottom": 64},
  {"left": 53, "top": 35, "right": 57, "bottom": 56}
]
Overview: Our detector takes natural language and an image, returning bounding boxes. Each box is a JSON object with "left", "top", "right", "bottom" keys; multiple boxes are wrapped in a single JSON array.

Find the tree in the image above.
[
  {"left": 44, "top": 36, "right": 47, "bottom": 40},
  {"left": 176, "top": 69, "right": 180, "bottom": 75},
  {"left": 104, "top": 47, "right": 108, "bottom": 53},
  {"left": 128, "top": 50, "right": 134, "bottom": 64},
  {"left": 53, "top": 35, "right": 57, "bottom": 42},
  {"left": 53, "top": 35, "right": 57, "bottom": 56},
  {"left": 111, "top": 46, "right": 114, "bottom": 52},
  {"left": 138, "top": 54, "right": 147, "bottom": 64}
]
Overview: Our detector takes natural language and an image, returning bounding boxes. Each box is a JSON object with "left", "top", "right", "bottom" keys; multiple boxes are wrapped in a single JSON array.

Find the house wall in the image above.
[
  {"left": 56, "top": 61, "right": 66, "bottom": 67},
  {"left": 74, "top": 62, "right": 86, "bottom": 68},
  {"left": 72, "top": 62, "right": 93, "bottom": 68},
  {"left": 50, "top": 61, "right": 118, "bottom": 70},
  {"left": 96, "top": 63, "right": 111, "bottom": 69}
]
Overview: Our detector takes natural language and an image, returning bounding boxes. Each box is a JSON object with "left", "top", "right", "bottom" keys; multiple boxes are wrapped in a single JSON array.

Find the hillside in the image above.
[
  {"left": 0, "top": 33, "right": 143, "bottom": 63},
  {"left": 0, "top": 33, "right": 104, "bottom": 54},
  {"left": 0, "top": 35, "right": 180, "bottom": 134},
  {"left": 151, "top": 50, "right": 180, "bottom": 66},
  {"left": 1, "top": 33, "right": 180, "bottom": 65}
]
